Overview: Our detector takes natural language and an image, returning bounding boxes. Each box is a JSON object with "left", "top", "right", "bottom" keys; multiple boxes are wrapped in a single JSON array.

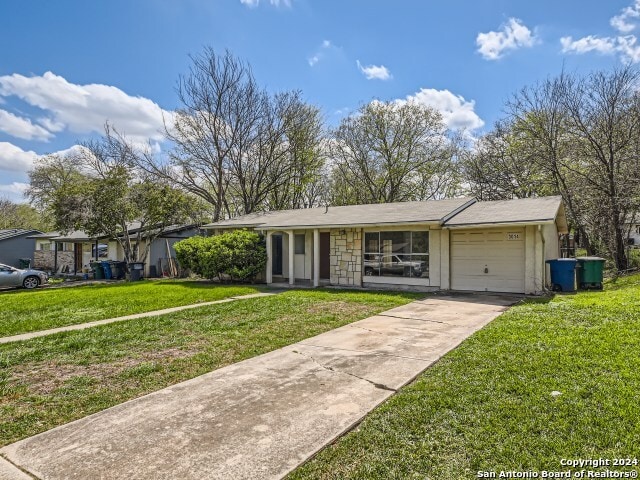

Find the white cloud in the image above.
[
  {"left": 399, "top": 88, "right": 485, "bottom": 131},
  {"left": 0, "top": 182, "right": 29, "bottom": 195},
  {"left": 611, "top": 0, "right": 640, "bottom": 33},
  {"left": 561, "top": 34, "right": 640, "bottom": 63},
  {"left": 476, "top": 18, "right": 536, "bottom": 60},
  {"left": 0, "top": 71, "right": 172, "bottom": 145},
  {"left": 240, "top": 0, "right": 291, "bottom": 7},
  {"left": 560, "top": 35, "right": 616, "bottom": 55},
  {"left": 0, "top": 181, "right": 30, "bottom": 203},
  {"left": 0, "top": 142, "right": 38, "bottom": 173},
  {"left": 356, "top": 60, "right": 392, "bottom": 81},
  {"left": 0, "top": 109, "right": 53, "bottom": 141},
  {"left": 308, "top": 40, "right": 333, "bottom": 67},
  {"left": 561, "top": 1, "right": 640, "bottom": 63}
]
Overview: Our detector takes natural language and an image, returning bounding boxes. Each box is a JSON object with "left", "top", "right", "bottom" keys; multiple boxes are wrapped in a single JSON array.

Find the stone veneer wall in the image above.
[
  {"left": 329, "top": 228, "right": 362, "bottom": 286},
  {"left": 33, "top": 250, "right": 74, "bottom": 271}
]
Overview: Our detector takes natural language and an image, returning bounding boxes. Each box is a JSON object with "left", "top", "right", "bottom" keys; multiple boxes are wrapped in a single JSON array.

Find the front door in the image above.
[
  {"left": 272, "top": 234, "right": 283, "bottom": 276},
  {"left": 319, "top": 232, "right": 330, "bottom": 279},
  {"left": 74, "top": 243, "right": 83, "bottom": 273},
  {"left": 294, "top": 234, "right": 306, "bottom": 279}
]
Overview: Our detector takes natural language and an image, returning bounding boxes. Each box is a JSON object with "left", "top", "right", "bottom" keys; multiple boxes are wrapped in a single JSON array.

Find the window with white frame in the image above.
[
  {"left": 294, "top": 234, "right": 305, "bottom": 254},
  {"left": 363, "top": 231, "right": 429, "bottom": 279}
]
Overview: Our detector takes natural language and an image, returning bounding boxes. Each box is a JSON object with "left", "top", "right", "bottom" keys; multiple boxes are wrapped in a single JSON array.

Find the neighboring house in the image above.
[
  {"left": 204, "top": 196, "right": 568, "bottom": 295},
  {"left": 30, "top": 225, "right": 202, "bottom": 276},
  {"left": 30, "top": 231, "right": 116, "bottom": 274},
  {"left": 130, "top": 224, "right": 203, "bottom": 277},
  {"left": 0, "top": 229, "right": 43, "bottom": 268},
  {"left": 626, "top": 215, "right": 640, "bottom": 246}
]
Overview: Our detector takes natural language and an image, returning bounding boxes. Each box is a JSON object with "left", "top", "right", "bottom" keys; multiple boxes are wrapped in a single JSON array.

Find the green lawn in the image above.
[
  {"left": 0, "top": 280, "right": 262, "bottom": 336},
  {"left": 290, "top": 275, "right": 640, "bottom": 479},
  {"left": 0, "top": 288, "right": 421, "bottom": 447}
]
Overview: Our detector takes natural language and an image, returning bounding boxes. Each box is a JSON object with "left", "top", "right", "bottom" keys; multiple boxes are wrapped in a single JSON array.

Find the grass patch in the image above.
[
  {"left": 0, "top": 288, "right": 421, "bottom": 446},
  {"left": 290, "top": 277, "right": 640, "bottom": 479},
  {"left": 0, "top": 280, "right": 262, "bottom": 336}
]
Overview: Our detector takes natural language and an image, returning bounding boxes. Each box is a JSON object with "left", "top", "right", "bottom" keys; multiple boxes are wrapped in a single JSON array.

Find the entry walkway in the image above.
[
  {"left": 0, "top": 293, "right": 518, "bottom": 480},
  {"left": 0, "top": 292, "right": 275, "bottom": 345}
]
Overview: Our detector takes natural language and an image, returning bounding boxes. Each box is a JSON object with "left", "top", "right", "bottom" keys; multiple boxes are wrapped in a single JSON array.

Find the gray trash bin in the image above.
[{"left": 128, "top": 262, "right": 145, "bottom": 281}]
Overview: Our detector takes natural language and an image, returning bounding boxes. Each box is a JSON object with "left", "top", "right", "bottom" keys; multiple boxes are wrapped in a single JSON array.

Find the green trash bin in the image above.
[
  {"left": 576, "top": 256, "right": 606, "bottom": 290},
  {"left": 18, "top": 258, "right": 31, "bottom": 269},
  {"left": 90, "top": 262, "right": 105, "bottom": 280}
]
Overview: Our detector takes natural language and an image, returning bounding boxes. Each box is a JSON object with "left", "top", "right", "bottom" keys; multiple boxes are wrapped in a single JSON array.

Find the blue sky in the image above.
[{"left": 0, "top": 0, "right": 634, "bottom": 203}]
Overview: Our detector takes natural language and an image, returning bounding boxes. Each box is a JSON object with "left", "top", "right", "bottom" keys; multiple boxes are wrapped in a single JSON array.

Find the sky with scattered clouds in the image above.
[{"left": 0, "top": 0, "right": 634, "bottom": 203}]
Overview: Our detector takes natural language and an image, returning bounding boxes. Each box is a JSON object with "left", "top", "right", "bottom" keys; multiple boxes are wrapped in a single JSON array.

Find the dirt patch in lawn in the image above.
[
  {"left": 8, "top": 347, "right": 199, "bottom": 396},
  {"left": 305, "top": 301, "right": 374, "bottom": 317}
]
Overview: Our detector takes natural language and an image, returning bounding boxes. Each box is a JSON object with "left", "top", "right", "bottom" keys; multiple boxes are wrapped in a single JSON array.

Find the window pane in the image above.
[
  {"left": 363, "top": 253, "right": 380, "bottom": 277},
  {"left": 363, "top": 231, "right": 429, "bottom": 279},
  {"left": 380, "top": 231, "right": 410, "bottom": 255},
  {"left": 364, "top": 232, "right": 379, "bottom": 254},
  {"left": 412, "top": 231, "right": 429, "bottom": 254},
  {"left": 409, "top": 254, "right": 429, "bottom": 278},
  {"left": 294, "top": 234, "right": 305, "bottom": 254}
]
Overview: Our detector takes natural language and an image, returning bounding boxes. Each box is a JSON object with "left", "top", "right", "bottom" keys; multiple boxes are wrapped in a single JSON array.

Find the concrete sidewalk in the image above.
[
  {"left": 0, "top": 293, "right": 517, "bottom": 480},
  {"left": 0, "top": 292, "right": 275, "bottom": 345}
]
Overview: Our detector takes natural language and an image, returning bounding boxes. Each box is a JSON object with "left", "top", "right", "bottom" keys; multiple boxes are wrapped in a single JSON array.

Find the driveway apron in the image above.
[{"left": 0, "top": 293, "right": 517, "bottom": 480}]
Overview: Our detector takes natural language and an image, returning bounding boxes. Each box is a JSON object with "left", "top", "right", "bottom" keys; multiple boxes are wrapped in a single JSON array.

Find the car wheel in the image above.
[
  {"left": 23, "top": 276, "right": 40, "bottom": 289},
  {"left": 412, "top": 268, "right": 422, "bottom": 277},
  {"left": 364, "top": 267, "right": 374, "bottom": 276}
]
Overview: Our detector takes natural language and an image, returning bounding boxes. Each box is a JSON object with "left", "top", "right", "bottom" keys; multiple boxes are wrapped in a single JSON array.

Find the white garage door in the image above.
[{"left": 450, "top": 228, "right": 525, "bottom": 293}]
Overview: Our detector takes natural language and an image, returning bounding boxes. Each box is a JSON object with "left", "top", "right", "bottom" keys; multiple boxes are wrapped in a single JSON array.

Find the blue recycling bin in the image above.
[
  {"left": 101, "top": 261, "right": 113, "bottom": 280},
  {"left": 546, "top": 258, "right": 577, "bottom": 292}
]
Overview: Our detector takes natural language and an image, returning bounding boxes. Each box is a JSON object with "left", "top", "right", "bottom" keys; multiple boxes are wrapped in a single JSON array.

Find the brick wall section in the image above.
[
  {"left": 33, "top": 251, "right": 74, "bottom": 271},
  {"left": 329, "top": 228, "right": 362, "bottom": 286}
]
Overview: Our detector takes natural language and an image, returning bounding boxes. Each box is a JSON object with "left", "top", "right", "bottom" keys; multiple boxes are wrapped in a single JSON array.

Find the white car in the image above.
[
  {"left": 0, "top": 263, "right": 48, "bottom": 289},
  {"left": 364, "top": 254, "right": 427, "bottom": 277}
]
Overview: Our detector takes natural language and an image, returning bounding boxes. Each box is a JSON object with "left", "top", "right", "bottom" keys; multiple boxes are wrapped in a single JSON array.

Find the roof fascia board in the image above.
[
  {"left": 259, "top": 220, "right": 444, "bottom": 230},
  {"left": 444, "top": 220, "right": 556, "bottom": 229}
]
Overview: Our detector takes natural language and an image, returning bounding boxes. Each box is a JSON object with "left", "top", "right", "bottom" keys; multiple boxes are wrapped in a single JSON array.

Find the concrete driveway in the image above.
[{"left": 0, "top": 293, "right": 517, "bottom": 480}]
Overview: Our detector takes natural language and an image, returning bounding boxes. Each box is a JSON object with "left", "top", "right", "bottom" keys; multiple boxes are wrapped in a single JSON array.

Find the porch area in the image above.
[{"left": 265, "top": 228, "right": 362, "bottom": 288}]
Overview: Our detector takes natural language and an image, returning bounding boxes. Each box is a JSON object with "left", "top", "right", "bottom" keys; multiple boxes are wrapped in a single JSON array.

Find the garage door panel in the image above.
[{"left": 450, "top": 228, "right": 525, "bottom": 293}]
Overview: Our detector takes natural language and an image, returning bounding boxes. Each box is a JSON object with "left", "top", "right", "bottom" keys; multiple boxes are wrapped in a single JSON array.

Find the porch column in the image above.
[
  {"left": 287, "top": 230, "right": 295, "bottom": 286},
  {"left": 53, "top": 241, "right": 58, "bottom": 273},
  {"left": 313, "top": 229, "right": 320, "bottom": 287},
  {"left": 265, "top": 231, "right": 273, "bottom": 285}
]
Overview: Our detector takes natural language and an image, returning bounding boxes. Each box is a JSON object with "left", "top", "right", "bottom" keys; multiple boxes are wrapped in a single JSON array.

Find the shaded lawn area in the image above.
[
  {"left": 0, "top": 280, "right": 262, "bottom": 336},
  {"left": 290, "top": 275, "right": 640, "bottom": 479},
  {"left": 0, "top": 288, "right": 422, "bottom": 447}
]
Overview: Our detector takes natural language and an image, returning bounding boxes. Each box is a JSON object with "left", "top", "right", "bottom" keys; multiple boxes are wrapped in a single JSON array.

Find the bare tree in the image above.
[
  {"left": 475, "top": 66, "right": 640, "bottom": 270},
  {"left": 329, "top": 101, "right": 458, "bottom": 205},
  {"left": 266, "top": 100, "right": 326, "bottom": 210},
  {"left": 134, "top": 48, "right": 326, "bottom": 220},
  {"left": 559, "top": 67, "right": 640, "bottom": 269},
  {"left": 462, "top": 120, "right": 553, "bottom": 200}
]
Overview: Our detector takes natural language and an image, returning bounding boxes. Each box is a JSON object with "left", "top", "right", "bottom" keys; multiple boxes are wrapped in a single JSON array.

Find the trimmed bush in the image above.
[{"left": 174, "top": 230, "right": 267, "bottom": 282}]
